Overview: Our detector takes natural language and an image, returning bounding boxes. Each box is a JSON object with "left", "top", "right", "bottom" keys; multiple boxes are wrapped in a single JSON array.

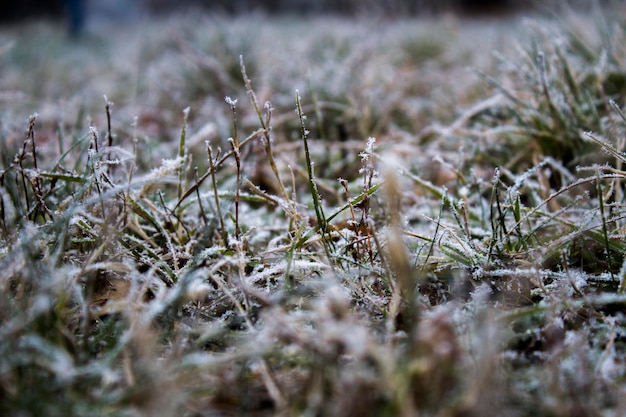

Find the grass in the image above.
[{"left": 2, "top": 8, "right": 626, "bottom": 417}]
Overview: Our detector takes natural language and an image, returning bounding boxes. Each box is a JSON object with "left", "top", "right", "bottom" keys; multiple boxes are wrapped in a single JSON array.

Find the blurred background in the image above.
[
  {"left": 0, "top": 0, "right": 619, "bottom": 38},
  {"left": 0, "top": 0, "right": 613, "bottom": 25}
]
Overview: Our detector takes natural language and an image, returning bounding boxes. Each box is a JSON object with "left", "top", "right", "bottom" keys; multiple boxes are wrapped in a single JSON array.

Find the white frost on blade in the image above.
[
  {"left": 485, "top": 267, "right": 540, "bottom": 277},
  {"left": 567, "top": 269, "right": 589, "bottom": 293},
  {"left": 470, "top": 283, "right": 493, "bottom": 303},
  {"left": 248, "top": 261, "right": 288, "bottom": 284},
  {"left": 101, "top": 145, "right": 135, "bottom": 165},
  {"left": 484, "top": 267, "right": 595, "bottom": 292},
  {"left": 619, "top": 256, "right": 626, "bottom": 291},
  {"left": 247, "top": 259, "right": 330, "bottom": 285},
  {"left": 596, "top": 316, "right": 620, "bottom": 381},
  {"left": 186, "top": 278, "right": 214, "bottom": 301},
  {"left": 321, "top": 318, "right": 370, "bottom": 359},
  {"left": 471, "top": 266, "right": 484, "bottom": 280},
  {"left": 508, "top": 160, "right": 548, "bottom": 201},
  {"left": 599, "top": 352, "right": 619, "bottom": 381},
  {"left": 68, "top": 214, "right": 88, "bottom": 227},
  {"left": 441, "top": 233, "right": 479, "bottom": 262},
  {"left": 149, "top": 155, "right": 186, "bottom": 178},
  {"left": 285, "top": 259, "right": 328, "bottom": 273},
  {"left": 359, "top": 136, "right": 376, "bottom": 162},
  {"left": 196, "top": 246, "right": 224, "bottom": 259},
  {"left": 314, "top": 284, "right": 370, "bottom": 358},
  {"left": 468, "top": 226, "right": 491, "bottom": 238},
  {"left": 22, "top": 168, "right": 40, "bottom": 179}
]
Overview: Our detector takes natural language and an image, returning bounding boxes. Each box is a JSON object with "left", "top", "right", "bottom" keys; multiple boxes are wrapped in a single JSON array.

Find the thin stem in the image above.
[
  {"left": 240, "top": 56, "right": 289, "bottom": 201},
  {"left": 229, "top": 137, "right": 241, "bottom": 240},
  {"left": 177, "top": 107, "right": 190, "bottom": 202},
  {"left": 207, "top": 145, "right": 227, "bottom": 245},
  {"left": 194, "top": 167, "right": 208, "bottom": 227},
  {"left": 296, "top": 89, "right": 336, "bottom": 266}
]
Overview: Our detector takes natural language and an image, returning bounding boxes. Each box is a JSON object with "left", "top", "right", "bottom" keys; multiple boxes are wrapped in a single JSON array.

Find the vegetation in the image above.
[{"left": 1, "top": 9, "right": 626, "bottom": 417}]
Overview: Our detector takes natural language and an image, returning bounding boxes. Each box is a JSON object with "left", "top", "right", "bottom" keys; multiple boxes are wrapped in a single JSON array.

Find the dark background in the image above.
[
  {"left": 144, "top": 0, "right": 527, "bottom": 15},
  {"left": 0, "top": 0, "right": 562, "bottom": 23},
  {"left": 0, "top": 0, "right": 618, "bottom": 28}
]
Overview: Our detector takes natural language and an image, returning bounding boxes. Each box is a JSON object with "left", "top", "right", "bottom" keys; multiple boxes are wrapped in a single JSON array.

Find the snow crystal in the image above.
[
  {"left": 22, "top": 168, "right": 40, "bottom": 178},
  {"left": 224, "top": 96, "right": 237, "bottom": 107},
  {"left": 471, "top": 266, "right": 485, "bottom": 280},
  {"left": 359, "top": 137, "right": 377, "bottom": 162}
]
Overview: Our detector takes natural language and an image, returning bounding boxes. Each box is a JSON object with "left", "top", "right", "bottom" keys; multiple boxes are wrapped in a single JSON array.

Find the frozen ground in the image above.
[{"left": 1, "top": 10, "right": 626, "bottom": 417}]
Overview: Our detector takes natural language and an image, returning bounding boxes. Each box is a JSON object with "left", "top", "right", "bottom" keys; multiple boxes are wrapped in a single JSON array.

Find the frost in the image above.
[
  {"left": 618, "top": 256, "right": 626, "bottom": 290},
  {"left": 4, "top": 16, "right": 626, "bottom": 416},
  {"left": 197, "top": 246, "right": 226, "bottom": 259},
  {"left": 31, "top": 294, "right": 53, "bottom": 314},
  {"left": 468, "top": 227, "right": 491, "bottom": 238},
  {"left": 224, "top": 96, "right": 237, "bottom": 107},
  {"left": 19, "top": 335, "right": 75, "bottom": 381},
  {"left": 599, "top": 352, "right": 618, "bottom": 380},
  {"left": 470, "top": 282, "right": 492, "bottom": 301},
  {"left": 21, "top": 168, "right": 40, "bottom": 178},
  {"left": 150, "top": 155, "right": 186, "bottom": 177},
  {"left": 186, "top": 279, "right": 213, "bottom": 301},
  {"left": 471, "top": 266, "right": 485, "bottom": 280},
  {"left": 101, "top": 368, "right": 121, "bottom": 387},
  {"left": 567, "top": 270, "right": 589, "bottom": 293},
  {"left": 359, "top": 136, "right": 376, "bottom": 162},
  {"left": 101, "top": 145, "right": 135, "bottom": 164},
  {"left": 247, "top": 259, "right": 329, "bottom": 285},
  {"left": 509, "top": 160, "right": 548, "bottom": 200}
]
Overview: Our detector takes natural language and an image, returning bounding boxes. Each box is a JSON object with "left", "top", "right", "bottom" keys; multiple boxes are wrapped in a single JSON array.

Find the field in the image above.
[{"left": 2, "top": 7, "right": 626, "bottom": 416}]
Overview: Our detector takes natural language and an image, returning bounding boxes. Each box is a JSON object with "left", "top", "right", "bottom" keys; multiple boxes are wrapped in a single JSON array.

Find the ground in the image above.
[{"left": 1, "top": 8, "right": 626, "bottom": 417}]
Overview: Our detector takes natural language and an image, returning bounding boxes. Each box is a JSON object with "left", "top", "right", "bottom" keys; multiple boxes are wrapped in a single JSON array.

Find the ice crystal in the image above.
[{"left": 224, "top": 96, "right": 237, "bottom": 107}]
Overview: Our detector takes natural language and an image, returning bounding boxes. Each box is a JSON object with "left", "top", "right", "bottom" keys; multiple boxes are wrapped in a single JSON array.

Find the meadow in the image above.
[{"left": 1, "top": 7, "right": 626, "bottom": 416}]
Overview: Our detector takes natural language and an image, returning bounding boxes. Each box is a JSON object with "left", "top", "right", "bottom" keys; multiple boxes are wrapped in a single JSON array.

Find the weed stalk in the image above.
[
  {"left": 240, "top": 56, "right": 289, "bottom": 201},
  {"left": 207, "top": 144, "right": 227, "bottom": 244},
  {"left": 226, "top": 96, "right": 241, "bottom": 240},
  {"left": 177, "top": 107, "right": 190, "bottom": 203},
  {"left": 295, "top": 89, "right": 334, "bottom": 261}
]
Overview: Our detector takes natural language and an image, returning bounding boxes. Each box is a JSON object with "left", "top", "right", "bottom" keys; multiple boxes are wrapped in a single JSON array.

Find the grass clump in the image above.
[{"left": 2, "top": 8, "right": 626, "bottom": 417}]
